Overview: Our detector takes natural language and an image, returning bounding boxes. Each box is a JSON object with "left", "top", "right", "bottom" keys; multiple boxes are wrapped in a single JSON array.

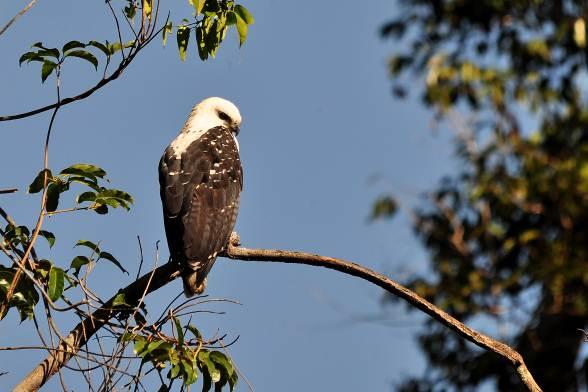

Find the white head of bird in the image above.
[
  {"left": 172, "top": 97, "right": 242, "bottom": 156},
  {"left": 184, "top": 97, "right": 242, "bottom": 136}
]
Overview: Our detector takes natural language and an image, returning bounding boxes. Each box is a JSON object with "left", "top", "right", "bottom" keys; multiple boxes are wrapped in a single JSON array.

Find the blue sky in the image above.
[{"left": 0, "top": 1, "right": 459, "bottom": 390}]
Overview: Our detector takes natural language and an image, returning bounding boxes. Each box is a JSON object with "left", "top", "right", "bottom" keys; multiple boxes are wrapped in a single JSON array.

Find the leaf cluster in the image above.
[
  {"left": 1, "top": 165, "right": 131, "bottom": 320},
  {"left": 168, "top": 0, "right": 254, "bottom": 62},
  {"left": 19, "top": 40, "right": 133, "bottom": 82},
  {"left": 28, "top": 163, "right": 133, "bottom": 214},
  {"left": 0, "top": 265, "right": 38, "bottom": 320},
  {"left": 123, "top": 318, "right": 238, "bottom": 391}
]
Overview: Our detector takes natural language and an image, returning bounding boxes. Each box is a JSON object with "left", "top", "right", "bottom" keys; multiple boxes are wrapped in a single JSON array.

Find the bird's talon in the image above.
[{"left": 230, "top": 232, "right": 241, "bottom": 247}]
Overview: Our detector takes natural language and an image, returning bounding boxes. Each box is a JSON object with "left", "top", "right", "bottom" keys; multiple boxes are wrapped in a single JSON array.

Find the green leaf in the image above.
[
  {"left": 181, "top": 357, "right": 198, "bottom": 385},
  {"left": 0, "top": 266, "right": 39, "bottom": 321},
  {"left": 199, "top": 351, "right": 221, "bottom": 383},
  {"left": 41, "top": 61, "right": 58, "bottom": 83},
  {"left": 143, "top": 0, "right": 152, "bottom": 18},
  {"left": 201, "top": 369, "right": 212, "bottom": 392},
  {"left": 28, "top": 169, "right": 53, "bottom": 193},
  {"left": 0, "top": 268, "right": 16, "bottom": 292},
  {"left": 228, "top": 370, "right": 238, "bottom": 392},
  {"left": 35, "top": 259, "right": 53, "bottom": 280},
  {"left": 124, "top": 2, "right": 138, "bottom": 19},
  {"left": 47, "top": 267, "right": 65, "bottom": 302},
  {"left": 369, "top": 195, "right": 398, "bottom": 221},
  {"left": 196, "top": 26, "right": 207, "bottom": 60},
  {"left": 62, "top": 41, "right": 86, "bottom": 53},
  {"left": 234, "top": 14, "right": 248, "bottom": 47},
  {"left": 146, "top": 339, "right": 166, "bottom": 353},
  {"left": 45, "top": 183, "right": 61, "bottom": 212},
  {"left": 3, "top": 225, "right": 27, "bottom": 247},
  {"left": 107, "top": 40, "right": 136, "bottom": 55},
  {"left": 149, "top": 342, "right": 173, "bottom": 363},
  {"left": 173, "top": 316, "right": 184, "bottom": 346},
  {"left": 112, "top": 292, "right": 129, "bottom": 307},
  {"left": 32, "top": 43, "right": 59, "bottom": 57},
  {"left": 38, "top": 230, "right": 56, "bottom": 248},
  {"left": 95, "top": 189, "right": 134, "bottom": 209},
  {"left": 75, "top": 239, "right": 100, "bottom": 254},
  {"left": 97, "top": 188, "right": 133, "bottom": 200},
  {"left": 68, "top": 176, "right": 100, "bottom": 191},
  {"left": 64, "top": 50, "right": 98, "bottom": 70},
  {"left": 162, "top": 21, "right": 173, "bottom": 46},
  {"left": 234, "top": 5, "right": 254, "bottom": 24},
  {"left": 70, "top": 255, "right": 90, "bottom": 275},
  {"left": 94, "top": 204, "right": 109, "bottom": 215},
  {"left": 99, "top": 251, "right": 128, "bottom": 274},
  {"left": 134, "top": 336, "right": 148, "bottom": 355},
  {"left": 60, "top": 163, "right": 106, "bottom": 179},
  {"left": 19, "top": 52, "right": 43, "bottom": 65},
  {"left": 209, "top": 351, "right": 234, "bottom": 378},
  {"left": 88, "top": 41, "right": 110, "bottom": 57},
  {"left": 227, "top": 11, "right": 237, "bottom": 26},
  {"left": 170, "top": 363, "right": 181, "bottom": 379},
  {"left": 177, "top": 25, "right": 190, "bottom": 62},
  {"left": 120, "top": 332, "right": 136, "bottom": 342},
  {"left": 95, "top": 197, "right": 121, "bottom": 208},
  {"left": 31, "top": 42, "right": 49, "bottom": 50},
  {"left": 190, "top": 0, "right": 205, "bottom": 16},
  {"left": 187, "top": 324, "right": 202, "bottom": 341},
  {"left": 209, "top": 351, "right": 236, "bottom": 390},
  {"left": 76, "top": 191, "right": 97, "bottom": 203}
]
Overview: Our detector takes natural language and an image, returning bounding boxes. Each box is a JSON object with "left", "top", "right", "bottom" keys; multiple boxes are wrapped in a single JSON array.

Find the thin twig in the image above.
[
  {"left": 136, "top": 235, "right": 144, "bottom": 281},
  {"left": 0, "top": 54, "right": 134, "bottom": 122},
  {"left": 0, "top": 67, "right": 62, "bottom": 316},
  {"left": 0, "top": 0, "right": 38, "bottom": 37},
  {"left": 0, "top": 188, "right": 18, "bottom": 194}
]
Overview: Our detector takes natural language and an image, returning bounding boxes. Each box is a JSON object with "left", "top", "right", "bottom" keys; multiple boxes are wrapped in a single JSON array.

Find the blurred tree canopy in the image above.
[{"left": 382, "top": 1, "right": 588, "bottom": 391}]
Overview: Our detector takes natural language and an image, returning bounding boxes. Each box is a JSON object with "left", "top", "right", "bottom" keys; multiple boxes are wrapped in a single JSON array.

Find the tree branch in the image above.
[
  {"left": 12, "top": 262, "right": 181, "bottom": 392},
  {"left": 0, "top": 53, "right": 136, "bottom": 122},
  {"left": 0, "top": 9, "right": 169, "bottom": 123},
  {"left": 0, "top": 0, "right": 38, "bottom": 38},
  {"left": 12, "top": 238, "right": 543, "bottom": 392}
]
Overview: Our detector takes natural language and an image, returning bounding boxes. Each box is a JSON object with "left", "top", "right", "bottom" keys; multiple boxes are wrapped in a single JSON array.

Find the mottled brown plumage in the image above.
[{"left": 159, "top": 98, "right": 243, "bottom": 296}]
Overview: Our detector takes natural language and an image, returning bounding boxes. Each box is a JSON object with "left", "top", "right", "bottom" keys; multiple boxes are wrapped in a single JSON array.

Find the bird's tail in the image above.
[{"left": 181, "top": 270, "right": 207, "bottom": 297}]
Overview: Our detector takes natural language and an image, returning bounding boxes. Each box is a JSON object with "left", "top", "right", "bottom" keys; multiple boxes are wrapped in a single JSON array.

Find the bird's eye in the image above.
[{"left": 218, "top": 111, "right": 230, "bottom": 122}]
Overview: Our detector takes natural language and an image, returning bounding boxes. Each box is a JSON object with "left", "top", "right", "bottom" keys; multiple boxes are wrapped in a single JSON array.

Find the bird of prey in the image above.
[{"left": 159, "top": 97, "right": 243, "bottom": 296}]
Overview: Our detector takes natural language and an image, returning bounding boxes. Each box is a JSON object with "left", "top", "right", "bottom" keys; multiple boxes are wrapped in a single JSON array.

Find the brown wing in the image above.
[{"left": 159, "top": 126, "right": 242, "bottom": 284}]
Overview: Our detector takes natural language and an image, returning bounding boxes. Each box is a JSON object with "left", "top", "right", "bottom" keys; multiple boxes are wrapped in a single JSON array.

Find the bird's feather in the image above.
[{"left": 159, "top": 125, "right": 242, "bottom": 296}]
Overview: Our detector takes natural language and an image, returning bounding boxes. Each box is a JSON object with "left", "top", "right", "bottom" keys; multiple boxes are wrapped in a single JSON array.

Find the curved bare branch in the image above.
[{"left": 13, "top": 238, "right": 543, "bottom": 392}]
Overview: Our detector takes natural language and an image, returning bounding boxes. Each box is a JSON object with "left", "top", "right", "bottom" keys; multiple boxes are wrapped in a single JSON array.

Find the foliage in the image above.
[
  {"left": 1, "top": 0, "right": 252, "bottom": 389},
  {"left": 1, "top": 164, "right": 129, "bottom": 320},
  {"left": 382, "top": 1, "right": 588, "bottom": 390},
  {"left": 164, "top": 0, "right": 254, "bottom": 61},
  {"left": 19, "top": 0, "right": 254, "bottom": 83},
  {"left": 125, "top": 319, "right": 238, "bottom": 391}
]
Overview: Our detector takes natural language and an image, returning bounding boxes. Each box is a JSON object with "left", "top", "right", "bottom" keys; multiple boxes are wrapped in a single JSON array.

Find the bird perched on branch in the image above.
[{"left": 159, "top": 97, "right": 243, "bottom": 296}]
